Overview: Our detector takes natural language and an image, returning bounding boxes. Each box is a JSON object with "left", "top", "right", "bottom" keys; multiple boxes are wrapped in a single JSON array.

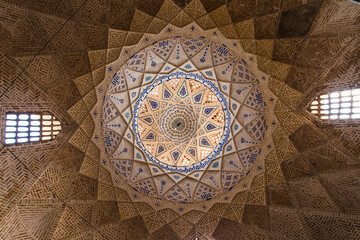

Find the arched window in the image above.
[
  {"left": 4, "top": 113, "right": 61, "bottom": 145},
  {"left": 309, "top": 88, "right": 360, "bottom": 120}
]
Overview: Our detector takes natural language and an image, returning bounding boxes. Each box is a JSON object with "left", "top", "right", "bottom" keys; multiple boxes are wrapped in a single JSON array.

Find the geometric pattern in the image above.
[
  {"left": 102, "top": 37, "right": 267, "bottom": 202},
  {"left": 244, "top": 85, "right": 266, "bottom": 111},
  {"left": 245, "top": 117, "right": 267, "bottom": 142},
  {"left": 136, "top": 78, "right": 226, "bottom": 167},
  {"left": 132, "top": 71, "right": 231, "bottom": 173},
  {"left": 0, "top": 0, "right": 358, "bottom": 239}
]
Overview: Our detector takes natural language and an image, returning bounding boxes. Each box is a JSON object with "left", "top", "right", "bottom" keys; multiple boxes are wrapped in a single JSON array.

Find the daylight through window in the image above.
[
  {"left": 310, "top": 88, "right": 360, "bottom": 120},
  {"left": 4, "top": 113, "right": 61, "bottom": 145}
]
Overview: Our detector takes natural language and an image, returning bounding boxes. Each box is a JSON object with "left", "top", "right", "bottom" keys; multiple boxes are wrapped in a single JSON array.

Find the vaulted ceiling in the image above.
[{"left": 0, "top": 0, "right": 359, "bottom": 239}]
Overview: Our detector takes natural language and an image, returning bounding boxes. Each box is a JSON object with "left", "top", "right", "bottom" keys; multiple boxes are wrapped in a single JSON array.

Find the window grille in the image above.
[
  {"left": 309, "top": 88, "right": 360, "bottom": 120},
  {"left": 4, "top": 113, "right": 61, "bottom": 145}
]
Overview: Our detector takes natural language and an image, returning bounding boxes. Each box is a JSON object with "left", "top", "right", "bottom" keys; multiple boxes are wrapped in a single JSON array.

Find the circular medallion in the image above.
[
  {"left": 133, "top": 74, "right": 231, "bottom": 172},
  {"left": 135, "top": 78, "right": 226, "bottom": 168},
  {"left": 171, "top": 118, "right": 186, "bottom": 131}
]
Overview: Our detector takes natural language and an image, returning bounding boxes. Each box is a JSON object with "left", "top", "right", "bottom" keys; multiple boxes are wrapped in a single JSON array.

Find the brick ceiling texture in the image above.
[{"left": 0, "top": 0, "right": 359, "bottom": 239}]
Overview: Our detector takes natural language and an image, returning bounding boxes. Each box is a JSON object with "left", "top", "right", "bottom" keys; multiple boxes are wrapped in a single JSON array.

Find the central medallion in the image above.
[
  {"left": 158, "top": 103, "right": 199, "bottom": 145},
  {"left": 134, "top": 75, "right": 229, "bottom": 170},
  {"left": 171, "top": 118, "right": 186, "bottom": 131},
  {"left": 137, "top": 78, "right": 225, "bottom": 167}
]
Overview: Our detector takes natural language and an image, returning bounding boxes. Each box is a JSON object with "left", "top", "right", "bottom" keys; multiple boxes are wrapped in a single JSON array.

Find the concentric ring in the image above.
[
  {"left": 103, "top": 37, "right": 267, "bottom": 202},
  {"left": 132, "top": 72, "right": 231, "bottom": 173}
]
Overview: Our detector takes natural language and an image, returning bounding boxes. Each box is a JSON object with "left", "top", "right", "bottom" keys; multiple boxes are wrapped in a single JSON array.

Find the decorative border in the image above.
[{"left": 132, "top": 71, "right": 231, "bottom": 173}]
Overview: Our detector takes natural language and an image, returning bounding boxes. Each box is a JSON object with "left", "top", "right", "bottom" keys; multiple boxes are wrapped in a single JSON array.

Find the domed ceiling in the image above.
[
  {"left": 101, "top": 37, "right": 267, "bottom": 202},
  {"left": 0, "top": 0, "right": 359, "bottom": 239}
]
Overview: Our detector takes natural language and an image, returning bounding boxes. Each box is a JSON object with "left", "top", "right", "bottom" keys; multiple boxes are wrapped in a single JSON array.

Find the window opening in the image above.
[
  {"left": 4, "top": 113, "right": 62, "bottom": 145},
  {"left": 309, "top": 88, "right": 360, "bottom": 120}
]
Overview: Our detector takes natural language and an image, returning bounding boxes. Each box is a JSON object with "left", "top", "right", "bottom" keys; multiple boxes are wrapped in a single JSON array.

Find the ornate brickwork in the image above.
[
  {"left": 102, "top": 37, "right": 267, "bottom": 202},
  {"left": 0, "top": 0, "right": 359, "bottom": 239}
]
